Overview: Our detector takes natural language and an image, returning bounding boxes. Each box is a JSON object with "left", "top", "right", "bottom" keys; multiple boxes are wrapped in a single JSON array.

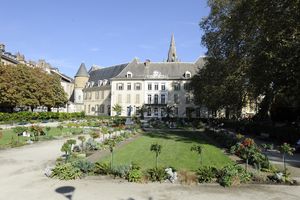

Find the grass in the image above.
[
  {"left": 0, "top": 127, "right": 83, "bottom": 148},
  {"left": 102, "top": 130, "right": 233, "bottom": 170}
]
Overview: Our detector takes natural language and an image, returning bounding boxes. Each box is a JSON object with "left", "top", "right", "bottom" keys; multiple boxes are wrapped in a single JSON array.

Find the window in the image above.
[
  {"left": 196, "top": 107, "right": 201, "bottom": 118},
  {"left": 185, "top": 71, "right": 191, "bottom": 78},
  {"left": 147, "top": 107, "right": 151, "bottom": 116},
  {"left": 127, "top": 83, "right": 131, "bottom": 90},
  {"left": 154, "top": 94, "right": 159, "bottom": 104},
  {"left": 100, "top": 105, "right": 105, "bottom": 113},
  {"left": 95, "top": 91, "right": 99, "bottom": 99},
  {"left": 90, "top": 81, "right": 94, "bottom": 87},
  {"left": 98, "top": 80, "right": 103, "bottom": 86},
  {"left": 117, "top": 94, "right": 122, "bottom": 103},
  {"left": 186, "top": 94, "right": 191, "bottom": 104},
  {"left": 84, "top": 93, "right": 87, "bottom": 100},
  {"left": 161, "top": 94, "right": 166, "bottom": 104},
  {"left": 154, "top": 108, "right": 158, "bottom": 116},
  {"left": 134, "top": 83, "right": 141, "bottom": 90},
  {"left": 89, "top": 92, "right": 92, "bottom": 100},
  {"left": 161, "top": 108, "right": 165, "bottom": 117},
  {"left": 101, "top": 91, "right": 104, "bottom": 99},
  {"left": 174, "top": 83, "right": 180, "bottom": 91},
  {"left": 148, "top": 83, "right": 152, "bottom": 90},
  {"left": 103, "top": 79, "right": 108, "bottom": 85},
  {"left": 88, "top": 105, "right": 91, "bottom": 113},
  {"left": 78, "top": 95, "right": 81, "bottom": 101},
  {"left": 127, "top": 94, "right": 131, "bottom": 103},
  {"left": 148, "top": 94, "right": 152, "bottom": 104},
  {"left": 135, "top": 94, "right": 140, "bottom": 104},
  {"left": 174, "top": 94, "right": 179, "bottom": 104},
  {"left": 161, "top": 83, "right": 166, "bottom": 91},
  {"left": 184, "top": 82, "right": 191, "bottom": 91},
  {"left": 117, "top": 83, "right": 123, "bottom": 90},
  {"left": 154, "top": 83, "right": 158, "bottom": 90},
  {"left": 127, "top": 71, "right": 132, "bottom": 78}
]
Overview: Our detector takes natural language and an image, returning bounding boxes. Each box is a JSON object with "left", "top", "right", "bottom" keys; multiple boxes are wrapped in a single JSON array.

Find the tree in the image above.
[
  {"left": 61, "top": 139, "right": 76, "bottom": 162},
  {"left": 112, "top": 104, "right": 122, "bottom": 116},
  {"left": 30, "top": 125, "right": 44, "bottom": 141},
  {"left": 78, "top": 135, "right": 86, "bottom": 152},
  {"left": 191, "top": 145, "right": 203, "bottom": 165},
  {"left": 150, "top": 143, "right": 162, "bottom": 168},
  {"left": 136, "top": 105, "right": 147, "bottom": 119},
  {"left": 279, "top": 143, "right": 295, "bottom": 174},
  {"left": 106, "top": 139, "right": 117, "bottom": 169}
]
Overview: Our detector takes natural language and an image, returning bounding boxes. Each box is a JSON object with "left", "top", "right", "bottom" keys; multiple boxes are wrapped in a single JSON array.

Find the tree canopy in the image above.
[
  {"left": 191, "top": 0, "right": 300, "bottom": 120},
  {"left": 0, "top": 64, "right": 68, "bottom": 112}
]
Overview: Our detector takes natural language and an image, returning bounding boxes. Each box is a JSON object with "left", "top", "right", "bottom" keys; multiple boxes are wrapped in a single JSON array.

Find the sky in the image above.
[{"left": 0, "top": 0, "right": 210, "bottom": 77}]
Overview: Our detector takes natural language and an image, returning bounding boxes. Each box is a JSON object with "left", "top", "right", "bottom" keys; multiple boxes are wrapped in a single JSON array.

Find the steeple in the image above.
[
  {"left": 167, "top": 34, "right": 178, "bottom": 62},
  {"left": 75, "top": 63, "right": 89, "bottom": 77}
]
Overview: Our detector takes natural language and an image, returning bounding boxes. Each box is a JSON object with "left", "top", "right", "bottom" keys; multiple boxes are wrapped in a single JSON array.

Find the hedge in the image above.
[{"left": 0, "top": 112, "right": 85, "bottom": 122}]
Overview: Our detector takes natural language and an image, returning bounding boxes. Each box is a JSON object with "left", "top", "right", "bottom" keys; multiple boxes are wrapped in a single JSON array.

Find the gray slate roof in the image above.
[
  {"left": 75, "top": 63, "right": 89, "bottom": 77},
  {"left": 88, "top": 63, "right": 128, "bottom": 83},
  {"left": 113, "top": 57, "right": 204, "bottom": 79}
]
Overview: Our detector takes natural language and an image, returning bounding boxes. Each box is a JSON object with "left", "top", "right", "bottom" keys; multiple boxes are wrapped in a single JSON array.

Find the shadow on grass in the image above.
[{"left": 144, "top": 129, "right": 212, "bottom": 145}]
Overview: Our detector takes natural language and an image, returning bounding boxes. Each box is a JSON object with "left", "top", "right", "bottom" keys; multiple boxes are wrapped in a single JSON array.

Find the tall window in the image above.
[
  {"left": 147, "top": 107, "right": 151, "bottom": 116},
  {"left": 184, "top": 82, "right": 191, "bottom": 91},
  {"left": 88, "top": 105, "right": 91, "bottom": 113},
  {"left": 127, "top": 83, "right": 131, "bottom": 90},
  {"left": 117, "top": 94, "right": 122, "bottom": 103},
  {"left": 161, "top": 94, "right": 166, "bottom": 104},
  {"left": 148, "top": 83, "right": 152, "bottom": 90},
  {"left": 135, "top": 94, "right": 140, "bottom": 104},
  {"left": 135, "top": 83, "right": 141, "bottom": 90},
  {"left": 154, "top": 108, "right": 158, "bottom": 116},
  {"left": 154, "top": 83, "right": 158, "bottom": 90},
  {"left": 174, "top": 83, "right": 180, "bottom": 91},
  {"left": 148, "top": 94, "right": 152, "bottom": 104},
  {"left": 174, "top": 94, "right": 179, "bottom": 104},
  {"left": 154, "top": 94, "right": 159, "bottom": 104},
  {"left": 89, "top": 92, "right": 92, "bottom": 100},
  {"left": 101, "top": 91, "right": 104, "bottom": 99},
  {"left": 117, "top": 83, "right": 123, "bottom": 90},
  {"left": 196, "top": 107, "right": 201, "bottom": 118},
  {"left": 127, "top": 94, "right": 131, "bottom": 103},
  {"left": 100, "top": 105, "right": 105, "bottom": 113},
  {"left": 161, "top": 83, "right": 166, "bottom": 91},
  {"left": 161, "top": 108, "right": 165, "bottom": 117}
]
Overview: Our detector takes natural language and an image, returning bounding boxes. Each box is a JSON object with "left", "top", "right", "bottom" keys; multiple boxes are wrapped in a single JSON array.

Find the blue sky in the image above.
[{"left": 0, "top": 0, "right": 210, "bottom": 77}]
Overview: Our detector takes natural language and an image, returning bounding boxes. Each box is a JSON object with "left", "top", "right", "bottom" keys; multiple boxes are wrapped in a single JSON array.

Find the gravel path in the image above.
[{"left": 0, "top": 136, "right": 300, "bottom": 200}]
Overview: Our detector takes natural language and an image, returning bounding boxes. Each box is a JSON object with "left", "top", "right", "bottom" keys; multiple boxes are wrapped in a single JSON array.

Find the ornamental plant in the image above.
[
  {"left": 279, "top": 143, "right": 295, "bottom": 173},
  {"left": 191, "top": 145, "right": 203, "bottom": 165},
  {"left": 106, "top": 139, "right": 117, "bottom": 169},
  {"left": 78, "top": 135, "right": 86, "bottom": 152},
  {"left": 150, "top": 143, "right": 162, "bottom": 168}
]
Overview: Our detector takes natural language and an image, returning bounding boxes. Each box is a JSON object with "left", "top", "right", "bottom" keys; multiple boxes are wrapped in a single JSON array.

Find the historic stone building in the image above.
[{"left": 76, "top": 35, "right": 206, "bottom": 118}]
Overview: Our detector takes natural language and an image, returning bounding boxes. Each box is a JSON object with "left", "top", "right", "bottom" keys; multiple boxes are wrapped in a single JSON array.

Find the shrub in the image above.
[
  {"left": 72, "top": 159, "right": 94, "bottom": 174},
  {"left": 196, "top": 166, "right": 218, "bottom": 183},
  {"left": 51, "top": 163, "right": 82, "bottom": 180},
  {"left": 127, "top": 169, "right": 142, "bottom": 182},
  {"left": 86, "top": 138, "right": 101, "bottom": 151},
  {"left": 146, "top": 167, "right": 167, "bottom": 182},
  {"left": 217, "top": 165, "right": 252, "bottom": 187},
  {"left": 93, "top": 162, "right": 111, "bottom": 175},
  {"left": 111, "top": 165, "right": 131, "bottom": 178}
]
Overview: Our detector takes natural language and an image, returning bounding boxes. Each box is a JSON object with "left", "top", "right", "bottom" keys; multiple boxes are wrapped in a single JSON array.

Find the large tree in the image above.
[
  {"left": 0, "top": 64, "right": 68, "bottom": 112},
  {"left": 192, "top": 0, "right": 300, "bottom": 120}
]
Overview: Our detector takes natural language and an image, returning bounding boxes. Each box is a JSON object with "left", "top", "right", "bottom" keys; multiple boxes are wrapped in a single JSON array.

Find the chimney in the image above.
[
  {"left": 144, "top": 59, "right": 151, "bottom": 66},
  {"left": 0, "top": 44, "right": 5, "bottom": 52}
]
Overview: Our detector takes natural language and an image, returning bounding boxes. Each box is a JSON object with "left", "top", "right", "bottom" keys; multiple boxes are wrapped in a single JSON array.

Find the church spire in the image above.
[{"left": 167, "top": 33, "right": 178, "bottom": 62}]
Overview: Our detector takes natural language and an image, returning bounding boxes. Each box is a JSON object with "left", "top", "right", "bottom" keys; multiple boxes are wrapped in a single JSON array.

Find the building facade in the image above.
[{"left": 77, "top": 34, "right": 207, "bottom": 118}]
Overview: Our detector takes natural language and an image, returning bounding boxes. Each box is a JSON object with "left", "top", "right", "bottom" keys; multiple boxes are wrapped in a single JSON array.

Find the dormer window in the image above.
[
  {"left": 103, "top": 79, "right": 108, "bottom": 85},
  {"left": 185, "top": 71, "right": 191, "bottom": 78},
  {"left": 126, "top": 71, "right": 132, "bottom": 78},
  {"left": 90, "top": 81, "right": 94, "bottom": 87},
  {"left": 98, "top": 80, "right": 103, "bottom": 86},
  {"left": 86, "top": 82, "right": 90, "bottom": 88}
]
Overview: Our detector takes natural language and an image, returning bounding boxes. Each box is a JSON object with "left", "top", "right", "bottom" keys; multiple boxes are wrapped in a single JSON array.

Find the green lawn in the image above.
[
  {"left": 0, "top": 127, "right": 83, "bottom": 148},
  {"left": 102, "top": 130, "right": 233, "bottom": 170}
]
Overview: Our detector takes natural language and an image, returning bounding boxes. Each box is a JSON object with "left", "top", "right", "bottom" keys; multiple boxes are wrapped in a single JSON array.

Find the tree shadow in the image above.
[
  {"left": 144, "top": 129, "right": 211, "bottom": 145},
  {"left": 55, "top": 186, "right": 75, "bottom": 200}
]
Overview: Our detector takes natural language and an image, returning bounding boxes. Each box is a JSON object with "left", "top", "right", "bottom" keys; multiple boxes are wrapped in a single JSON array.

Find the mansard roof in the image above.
[
  {"left": 75, "top": 63, "right": 89, "bottom": 77},
  {"left": 113, "top": 57, "right": 204, "bottom": 80},
  {"left": 88, "top": 63, "right": 128, "bottom": 83}
]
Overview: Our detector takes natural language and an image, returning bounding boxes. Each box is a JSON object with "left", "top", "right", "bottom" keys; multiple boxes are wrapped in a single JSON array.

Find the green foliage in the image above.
[
  {"left": 112, "top": 104, "right": 122, "bottom": 116},
  {"left": 279, "top": 143, "right": 295, "bottom": 173},
  {"left": 30, "top": 125, "right": 45, "bottom": 141},
  {"left": 191, "top": 145, "right": 203, "bottom": 165},
  {"left": 150, "top": 143, "right": 162, "bottom": 168},
  {"left": 196, "top": 166, "right": 218, "bottom": 183},
  {"left": 93, "top": 162, "right": 111, "bottom": 175},
  {"left": 71, "top": 159, "right": 94, "bottom": 174},
  {"left": 217, "top": 165, "right": 252, "bottom": 187},
  {"left": 90, "top": 132, "right": 99, "bottom": 140},
  {"left": 146, "top": 167, "right": 167, "bottom": 182},
  {"left": 51, "top": 163, "right": 82, "bottom": 180},
  {"left": 127, "top": 169, "right": 142, "bottom": 182},
  {"left": 111, "top": 165, "right": 131, "bottom": 178}
]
